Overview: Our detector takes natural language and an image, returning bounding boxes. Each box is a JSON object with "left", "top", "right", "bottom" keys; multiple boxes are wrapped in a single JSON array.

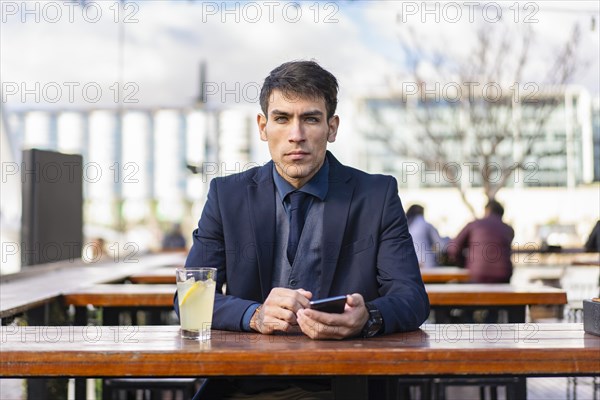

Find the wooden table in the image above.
[
  {"left": 128, "top": 267, "right": 473, "bottom": 285},
  {"left": 425, "top": 284, "right": 567, "bottom": 323},
  {"left": 1, "top": 324, "right": 598, "bottom": 399},
  {"left": 512, "top": 249, "right": 598, "bottom": 266},
  {"left": 57, "top": 282, "right": 570, "bottom": 398},
  {"left": 63, "top": 283, "right": 566, "bottom": 324},
  {"left": 571, "top": 260, "right": 600, "bottom": 266},
  {"left": 425, "top": 284, "right": 567, "bottom": 306},
  {"left": 420, "top": 267, "right": 470, "bottom": 283},
  {"left": 62, "top": 284, "right": 176, "bottom": 325},
  {"left": 131, "top": 267, "right": 472, "bottom": 285},
  {"left": 128, "top": 266, "right": 178, "bottom": 284},
  {"left": 63, "top": 284, "right": 175, "bottom": 308},
  {"left": 0, "top": 253, "right": 186, "bottom": 321}
]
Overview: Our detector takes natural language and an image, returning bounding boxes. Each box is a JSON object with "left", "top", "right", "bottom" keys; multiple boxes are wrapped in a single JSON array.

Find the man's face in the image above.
[{"left": 257, "top": 89, "right": 339, "bottom": 188}]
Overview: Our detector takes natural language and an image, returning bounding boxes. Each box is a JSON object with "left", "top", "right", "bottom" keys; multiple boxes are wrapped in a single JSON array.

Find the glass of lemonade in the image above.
[{"left": 176, "top": 267, "right": 217, "bottom": 340}]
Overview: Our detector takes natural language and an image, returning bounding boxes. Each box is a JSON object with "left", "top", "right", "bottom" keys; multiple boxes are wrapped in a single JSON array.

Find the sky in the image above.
[{"left": 1, "top": 0, "right": 599, "bottom": 111}]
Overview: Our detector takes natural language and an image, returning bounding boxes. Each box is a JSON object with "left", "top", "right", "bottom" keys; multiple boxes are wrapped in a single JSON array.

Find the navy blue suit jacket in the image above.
[{"left": 179, "top": 151, "right": 429, "bottom": 334}]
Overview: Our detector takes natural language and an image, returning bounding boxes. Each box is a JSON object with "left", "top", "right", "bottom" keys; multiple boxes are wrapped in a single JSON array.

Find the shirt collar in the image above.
[{"left": 272, "top": 158, "right": 329, "bottom": 202}]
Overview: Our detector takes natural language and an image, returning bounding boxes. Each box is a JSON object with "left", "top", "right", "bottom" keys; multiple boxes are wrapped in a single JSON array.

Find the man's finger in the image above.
[
  {"left": 346, "top": 293, "right": 364, "bottom": 307},
  {"left": 298, "top": 310, "right": 346, "bottom": 339},
  {"left": 296, "top": 288, "right": 313, "bottom": 301},
  {"left": 302, "top": 308, "right": 345, "bottom": 325}
]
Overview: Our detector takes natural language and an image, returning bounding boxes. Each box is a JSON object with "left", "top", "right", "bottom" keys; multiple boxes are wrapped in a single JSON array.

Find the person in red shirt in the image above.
[{"left": 448, "top": 200, "right": 514, "bottom": 283}]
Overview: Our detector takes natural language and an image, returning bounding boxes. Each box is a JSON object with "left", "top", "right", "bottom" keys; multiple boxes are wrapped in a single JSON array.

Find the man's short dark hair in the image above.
[
  {"left": 485, "top": 200, "right": 504, "bottom": 217},
  {"left": 259, "top": 60, "right": 338, "bottom": 119},
  {"left": 406, "top": 204, "right": 424, "bottom": 219}
]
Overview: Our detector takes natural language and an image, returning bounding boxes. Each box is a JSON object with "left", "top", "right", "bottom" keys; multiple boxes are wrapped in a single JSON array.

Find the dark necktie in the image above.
[{"left": 287, "top": 191, "right": 308, "bottom": 264}]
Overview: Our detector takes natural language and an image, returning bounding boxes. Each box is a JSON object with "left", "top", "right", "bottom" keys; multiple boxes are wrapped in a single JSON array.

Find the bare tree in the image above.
[{"left": 365, "top": 22, "right": 582, "bottom": 216}]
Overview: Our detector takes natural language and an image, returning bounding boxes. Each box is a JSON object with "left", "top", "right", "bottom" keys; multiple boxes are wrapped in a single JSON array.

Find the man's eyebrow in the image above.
[
  {"left": 270, "top": 109, "right": 291, "bottom": 116},
  {"left": 269, "top": 109, "right": 324, "bottom": 117},
  {"left": 300, "top": 110, "right": 324, "bottom": 117}
]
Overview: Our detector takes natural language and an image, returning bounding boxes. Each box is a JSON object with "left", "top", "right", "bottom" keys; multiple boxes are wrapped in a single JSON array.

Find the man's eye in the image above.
[
  {"left": 274, "top": 116, "right": 288, "bottom": 123},
  {"left": 306, "top": 117, "right": 319, "bottom": 123}
]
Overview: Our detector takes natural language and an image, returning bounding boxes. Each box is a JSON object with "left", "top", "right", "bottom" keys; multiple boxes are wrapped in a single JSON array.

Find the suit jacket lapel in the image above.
[
  {"left": 247, "top": 161, "right": 276, "bottom": 300},
  {"left": 321, "top": 152, "right": 354, "bottom": 296}
]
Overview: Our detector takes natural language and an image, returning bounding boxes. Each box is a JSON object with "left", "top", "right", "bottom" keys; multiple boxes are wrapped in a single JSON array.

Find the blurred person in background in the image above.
[
  {"left": 84, "top": 237, "right": 107, "bottom": 263},
  {"left": 448, "top": 200, "right": 514, "bottom": 283},
  {"left": 406, "top": 204, "right": 448, "bottom": 268},
  {"left": 162, "top": 223, "right": 186, "bottom": 251},
  {"left": 584, "top": 220, "right": 599, "bottom": 253}
]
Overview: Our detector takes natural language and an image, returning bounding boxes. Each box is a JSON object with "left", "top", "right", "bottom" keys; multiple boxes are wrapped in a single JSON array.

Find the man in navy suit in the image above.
[
  {"left": 178, "top": 60, "right": 428, "bottom": 398},
  {"left": 180, "top": 60, "right": 428, "bottom": 340}
]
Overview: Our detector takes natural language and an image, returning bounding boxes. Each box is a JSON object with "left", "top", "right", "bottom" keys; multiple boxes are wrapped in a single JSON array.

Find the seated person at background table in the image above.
[
  {"left": 175, "top": 60, "right": 429, "bottom": 398},
  {"left": 161, "top": 223, "right": 187, "bottom": 250},
  {"left": 447, "top": 200, "right": 514, "bottom": 283},
  {"left": 584, "top": 220, "right": 599, "bottom": 252},
  {"left": 84, "top": 237, "right": 107, "bottom": 263},
  {"left": 406, "top": 204, "right": 449, "bottom": 268}
]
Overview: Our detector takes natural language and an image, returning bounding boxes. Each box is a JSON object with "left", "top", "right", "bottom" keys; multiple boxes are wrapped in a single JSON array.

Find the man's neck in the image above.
[{"left": 275, "top": 160, "right": 325, "bottom": 189}]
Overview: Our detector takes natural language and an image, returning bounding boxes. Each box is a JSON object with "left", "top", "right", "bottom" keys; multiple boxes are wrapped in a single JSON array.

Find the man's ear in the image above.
[
  {"left": 257, "top": 113, "right": 268, "bottom": 141},
  {"left": 327, "top": 115, "right": 339, "bottom": 143}
]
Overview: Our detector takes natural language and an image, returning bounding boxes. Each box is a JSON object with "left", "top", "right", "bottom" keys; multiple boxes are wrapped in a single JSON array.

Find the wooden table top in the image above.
[
  {"left": 61, "top": 283, "right": 567, "bottom": 308},
  {"left": 1, "top": 324, "right": 597, "bottom": 377},
  {"left": 420, "top": 267, "right": 470, "bottom": 283},
  {"left": 0, "top": 253, "right": 186, "bottom": 318},
  {"left": 130, "top": 267, "right": 473, "bottom": 285}
]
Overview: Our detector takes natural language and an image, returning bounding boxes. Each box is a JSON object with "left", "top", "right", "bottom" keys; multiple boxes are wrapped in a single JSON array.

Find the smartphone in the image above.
[{"left": 308, "top": 295, "right": 347, "bottom": 314}]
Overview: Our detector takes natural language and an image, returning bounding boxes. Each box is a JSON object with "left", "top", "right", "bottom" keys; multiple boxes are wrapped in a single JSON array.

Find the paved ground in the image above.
[
  {"left": 0, "top": 380, "right": 23, "bottom": 400},
  {"left": 442, "top": 376, "right": 599, "bottom": 400}
]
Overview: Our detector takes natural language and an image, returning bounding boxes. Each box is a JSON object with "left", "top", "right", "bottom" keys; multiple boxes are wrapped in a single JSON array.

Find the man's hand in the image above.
[
  {"left": 250, "top": 288, "right": 312, "bottom": 334},
  {"left": 296, "top": 293, "right": 370, "bottom": 339}
]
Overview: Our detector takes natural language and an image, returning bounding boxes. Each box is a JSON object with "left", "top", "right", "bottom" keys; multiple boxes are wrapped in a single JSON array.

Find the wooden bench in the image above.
[
  {"left": 421, "top": 267, "right": 470, "bottom": 283},
  {"left": 425, "top": 283, "right": 567, "bottom": 323}
]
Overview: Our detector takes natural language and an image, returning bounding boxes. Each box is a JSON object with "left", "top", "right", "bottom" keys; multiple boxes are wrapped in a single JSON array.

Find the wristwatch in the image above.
[{"left": 361, "top": 302, "right": 384, "bottom": 338}]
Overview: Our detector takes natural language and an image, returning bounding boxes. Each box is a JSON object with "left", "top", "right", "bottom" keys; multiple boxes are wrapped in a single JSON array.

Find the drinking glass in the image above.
[{"left": 176, "top": 267, "right": 217, "bottom": 340}]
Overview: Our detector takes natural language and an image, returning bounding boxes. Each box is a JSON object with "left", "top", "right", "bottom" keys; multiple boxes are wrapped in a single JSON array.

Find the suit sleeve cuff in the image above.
[{"left": 241, "top": 303, "right": 261, "bottom": 331}]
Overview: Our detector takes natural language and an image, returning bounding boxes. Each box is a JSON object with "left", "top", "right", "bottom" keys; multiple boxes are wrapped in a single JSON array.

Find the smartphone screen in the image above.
[{"left": 308, "top": 295, "right": 347, "bottom": 314}]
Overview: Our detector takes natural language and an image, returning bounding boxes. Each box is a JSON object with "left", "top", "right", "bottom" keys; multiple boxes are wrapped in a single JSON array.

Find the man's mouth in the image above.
[{"left": 286, "top": 151, "right": 309, "bottom": 160}]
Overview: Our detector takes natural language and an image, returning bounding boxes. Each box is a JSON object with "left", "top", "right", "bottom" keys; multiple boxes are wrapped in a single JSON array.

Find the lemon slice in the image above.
[{"left": 180, "top": 281, "right": 203, "bottom": 306}]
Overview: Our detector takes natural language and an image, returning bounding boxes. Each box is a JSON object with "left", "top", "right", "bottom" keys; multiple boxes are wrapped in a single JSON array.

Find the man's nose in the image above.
[{"left": 288, "top": 120, "right": 305, "bottom": 142}]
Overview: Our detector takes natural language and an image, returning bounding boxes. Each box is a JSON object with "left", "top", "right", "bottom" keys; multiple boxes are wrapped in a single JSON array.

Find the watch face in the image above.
[{"left": 367, "top": 323, "right": 380, "bottom": 336}]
